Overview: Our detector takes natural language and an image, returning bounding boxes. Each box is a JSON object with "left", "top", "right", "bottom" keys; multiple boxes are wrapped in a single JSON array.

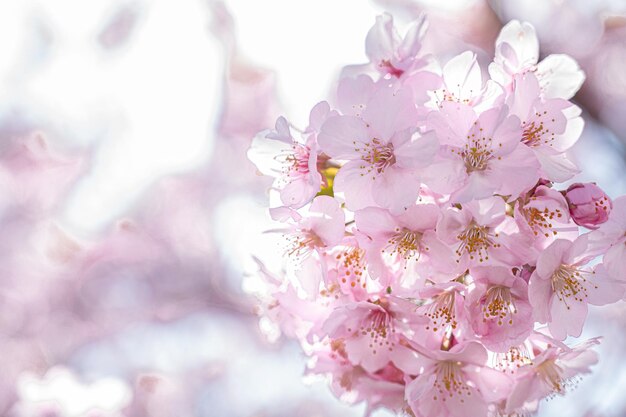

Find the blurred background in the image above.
[{"left": 0, "top": 0, "right": 625, "bottom": 416}]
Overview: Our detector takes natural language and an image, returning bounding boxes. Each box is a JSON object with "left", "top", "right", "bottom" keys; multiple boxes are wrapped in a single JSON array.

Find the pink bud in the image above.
[{"left": 564, "top": 183, "right": 612, "bottom": 229}]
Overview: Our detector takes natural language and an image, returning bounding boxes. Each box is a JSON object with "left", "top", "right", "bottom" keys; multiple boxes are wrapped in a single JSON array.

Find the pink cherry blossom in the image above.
[
  {"left": 528, "top": 236, "right": 624, "bottom": 340},
  {"left": 319, "top": 84, "right": 438, "bottom": 212},
  {"left": 365, "top": 13, "right": 428, "bottom": 78},
  {"left": 284, "top": 195, "right": 346, "bottom": 256},
  {"left": 507, "top": 72, "right": 584, "bottom": 182},
  {"left": 424, "top": 103, "right": 540, "bottom": 203},
  {"left": 405, "top": 341, "right": 511, "bottom": 417},
  {"left": 323, "top": 295, "right": 425, "bottom": 374},
  {"left": 489, "top": 20, "right": 585, "bottom": 99},
  {"left": 436, "top": 197, "right": 533, "bottom": 270},
  {"left": 251, "top": 257, "right": 330, "bottom": 342},
  {"left": 414, "top": 281, "right": 469, "bottom": 348},
  {"left": 248, "top": 107, "right": 332, "bottom": 209},
  {"left": 466, "top": 266, "right": 533, "bottom": 352},
  {"left": 309, "top": 343, "right": 407, "bottom": 416},
  {"left": 429, "top": 51, "right": 503, "bottom": 112},
  {"left": 321, "top": 236, "right": 377, "bottom": 302},
  {"left": 279, "top": 197, "right": 346, "bottom": 298},
  {"left": 505, "top": 337, "right": 600, "bottom": 414},
  {"left": 514, "top": 183, "right": 578, "bottom": 248},
  {"left": 354, "top": 204, "right": 454, "bottom": 285},
  {"left": 565, "top": 182, "right": 612, "bottom": 229}
]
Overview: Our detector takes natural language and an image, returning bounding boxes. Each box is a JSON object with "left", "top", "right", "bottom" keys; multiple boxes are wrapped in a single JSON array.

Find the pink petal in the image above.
[
  {"left": 398, "top": 14, "right": 427, "bottom": 59},
  {"left": 496, "top": 20, "right": 539, "bottom": 69},
  {"left": 587, "top": 264, "right": 626, "bottom": 305},
  {"left": 374, "top": 167, "right": 420, "bottom": 212},
  {"left": 307, "top": 101, "right": 334, "bottom": 133},
  {"left": 362, "top": 86, "right": 417, "bottom": 140},
  {"left": 421, "top": 156, "right": 466, "bottom": 195},
  {"left": 308, "top": 196, "right": 345, "bottom": 246},
  {"left": 508, "top": 72, "right": 541, "bottom": 121},
  {"left": 426, "top": 101, "right": 477, "bottom": 147},
  {"left": 365, "top": 13, "right": 397, "bottom": 65},
  {"left": 537, "top": 54, "right": 585, "bottom": 99},
  {"left": 280, "top": 175, "right": 320, "bottom": 208},
  {"left": 536, "top": 239, "right": 570, "bottom": 278},
  {"left": 490, "top": 144, "right": 540, "bottom": 199},
  {"left": 393, "top": 130, "right": 438, "bottom": 170},
  {"left": 463, "top": 364, "right": 512, "bottom": 402},
  {"left": 354, "top": 207, "right": 397, "bottom": 238},
  {"left": 528, "top": 271, "right": 553, "bottom": 323},
  {"left": 334, "top": 161, "right": 377, "bottom": 211},
  {"left": 548, "top": 294, "right": 586, "bottom": 340},
  {"left": 318, "top": 115, "right": 369, "bottom": 158},
  {"left": 398, "top": 204, "right": 440, "bottom": 231},
  {"left": 247, "top": 131, "right": 290, "bottom": 176},
  {"left": 336, "top": 74, "right": 376, "bottom": 116},
  {"left": 442, "top": 51, "right": 482, "bottom": 101},
  {"left": 536, "top": 151, "right": 580, "bottom": 182},
  {"left": 604, "top": 243, "right": 626, "bottom": 279},
  {"left": 506, "top": 373, "right": 545, "bottom": 413}
]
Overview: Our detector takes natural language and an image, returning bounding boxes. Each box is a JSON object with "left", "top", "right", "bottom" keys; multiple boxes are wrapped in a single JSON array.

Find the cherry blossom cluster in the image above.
[{"left": 248, "top": 15, "right": 626, "bottom": 417}]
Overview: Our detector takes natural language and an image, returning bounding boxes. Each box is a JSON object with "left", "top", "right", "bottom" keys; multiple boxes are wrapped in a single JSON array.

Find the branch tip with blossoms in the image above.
[{"left": 247, "top": 14, "right": 625, "bottom": 417}]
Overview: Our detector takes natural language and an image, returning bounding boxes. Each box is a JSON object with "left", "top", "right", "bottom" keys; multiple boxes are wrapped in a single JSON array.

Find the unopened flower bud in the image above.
[{"left": 564, "top": 183, "right": 612, "bottom": 229}]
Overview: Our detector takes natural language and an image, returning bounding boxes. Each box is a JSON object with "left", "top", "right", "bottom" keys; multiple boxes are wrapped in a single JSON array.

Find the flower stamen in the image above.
[
  {"left": 456, "top": 222, "right": 500, "bottom": 262},
  {"left": 383, "top": 227, "right": 425, "bottom": 261},
  {"left": 355, "top": 138, "right": 396, "bottom": 178},
  {"left": 483, "top": 286, "right": 517, "bottom": 325}
]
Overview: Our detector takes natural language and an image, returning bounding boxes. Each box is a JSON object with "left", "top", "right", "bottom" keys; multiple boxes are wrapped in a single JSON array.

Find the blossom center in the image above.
[
  {"left": 423, "top": 291, "right": 458, "bottom": 333},
  {"left": 522, "top": 205, "right": 562, "bottom": 237},
  {"left": 433, "top": 361, "right": 471, "bottom": 401},
  {"left": 453, "top": 135, "right": 496, "bottom": 173},
  {"left": 550, "top": 265, "right": 595, "bottom": 306},
  {"left": 286, "top": 230, "right": 322, "bottom": 259},
  {"left": 483, "top": 286, "right": 516, "bottom": 325},
  {"left": 358, "top": 138, "right": 396, "bottom": 176},
  {"left": 494, "top": 346, "right": 533, "bottom": 374},
  {"left": 456, "top": 222, "right": 500, "bottom": 262},
  {"left": 437, "top": 88, "right": 471, "bottom": 106},
  {"left": 521, "top": 112, "right": 554, "bottom": 148},
  {"left": 360, "top": 306, "right": 396, "bottom": 354},
  {"left": 379, "top": 60, "right": 404, "bottom": 77},
  {"left": 282, "top": 144, "right": 311, "bottom": 177},
  {"left": 536, "top": 359, "right": 582, "bottom": 398},
  {"left": 383, "top": 227, "right": 424, "bottom": 261},
  {"left": 336, "top": 247, "right": 367, "bottom": 289}
]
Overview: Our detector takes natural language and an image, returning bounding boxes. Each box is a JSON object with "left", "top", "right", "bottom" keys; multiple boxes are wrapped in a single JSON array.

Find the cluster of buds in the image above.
[{"left": 248, "top": 14, "right": 625, "bottom": 417}]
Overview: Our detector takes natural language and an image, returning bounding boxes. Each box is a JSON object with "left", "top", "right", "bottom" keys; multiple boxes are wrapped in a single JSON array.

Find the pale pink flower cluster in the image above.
[{"left": 248, "top": 16, "right": 625, "bottom": 417}]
